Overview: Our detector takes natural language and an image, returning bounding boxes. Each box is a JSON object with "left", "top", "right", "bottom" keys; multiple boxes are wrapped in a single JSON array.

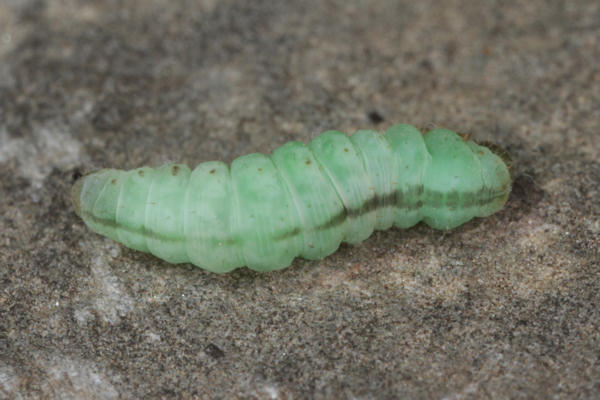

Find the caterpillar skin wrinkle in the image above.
[{"left": 72, "top": 124, "right": 512, "bottom": 273}]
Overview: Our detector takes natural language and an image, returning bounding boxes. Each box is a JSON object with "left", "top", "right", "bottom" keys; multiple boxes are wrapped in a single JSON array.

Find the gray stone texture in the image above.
[{"left": 0, "top": 0, "right": 598, "bottom": 398}]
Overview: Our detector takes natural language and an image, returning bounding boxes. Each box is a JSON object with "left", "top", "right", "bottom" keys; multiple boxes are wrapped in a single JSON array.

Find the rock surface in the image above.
[{"left": 1, "top": 0, "right": 598, "bottom": 398}]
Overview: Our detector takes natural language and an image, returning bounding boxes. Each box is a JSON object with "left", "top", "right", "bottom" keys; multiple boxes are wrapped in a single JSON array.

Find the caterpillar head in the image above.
[
  {"left": 71, "top": 169, "right": 111, "bottom": 218},
  {"left": 476, "top": 140, "right": 514, "bottom": 182}
]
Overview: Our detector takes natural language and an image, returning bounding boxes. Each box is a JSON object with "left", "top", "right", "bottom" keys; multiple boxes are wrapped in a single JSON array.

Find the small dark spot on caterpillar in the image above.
[
  {"left": 367, "top": 111, "right": 384, "bottom": 124},
  {"left": 111, "top": 179, "right": 117, "bottom": 185},
  {"left": 458, "top": 132, "right": 472, "bottom": 141},
  {"left": 305, "top": 159, "right": 311, "bottom": 165},
  {"left": 172, "top": 165, "right": 179, "bottom": 176},
  {"left": 138, "top": 169, "right": 144, "bottom": 177},
  {"left": 258, "top": 168, "right": 262, "bottom": 172},
  {"left": 309, "top": 243, "right": 314, "bottom": 248},
  {"left": 209, "top": 169, "right": 216, "bottom": 174},
  {"left": 344, "top": 148, "right": 349, "bottom": 152}
]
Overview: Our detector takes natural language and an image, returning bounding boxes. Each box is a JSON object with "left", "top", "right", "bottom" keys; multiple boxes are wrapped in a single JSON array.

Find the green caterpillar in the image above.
[{"left": 72, "top": 124, "right": 512, "bottom": 273}]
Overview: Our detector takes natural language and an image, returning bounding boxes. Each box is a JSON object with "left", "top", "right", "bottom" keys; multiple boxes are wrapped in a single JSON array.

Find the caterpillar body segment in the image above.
[{"left": 72, "top": 124, "right": 512, "bottom": 272}]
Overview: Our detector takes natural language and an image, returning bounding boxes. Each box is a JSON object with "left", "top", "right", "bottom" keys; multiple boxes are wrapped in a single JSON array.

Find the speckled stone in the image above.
[{"left": 1, "top": 0, "right": 598, "bottom": 398}]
